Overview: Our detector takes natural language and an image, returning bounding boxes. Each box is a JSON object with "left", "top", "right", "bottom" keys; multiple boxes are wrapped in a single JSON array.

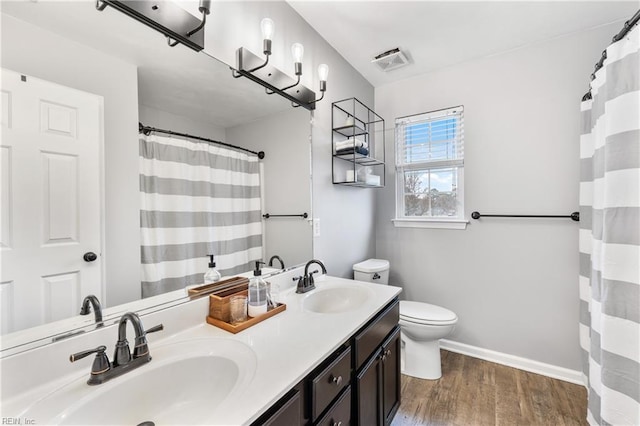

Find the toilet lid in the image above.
[
  {"left": 400, "top": 301, "right": 457, "bottom": 324},
  {"left": 353, "top": 259, "right": 389, "bottom": 273}
]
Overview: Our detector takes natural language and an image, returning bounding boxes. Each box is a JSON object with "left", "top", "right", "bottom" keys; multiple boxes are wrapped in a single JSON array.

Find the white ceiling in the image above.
[
  {"left": 288, "top": 1, "right": 640, "bottom": 87},
  {"left": 4, "top": 0, "right": 637, "bottom": 122}
]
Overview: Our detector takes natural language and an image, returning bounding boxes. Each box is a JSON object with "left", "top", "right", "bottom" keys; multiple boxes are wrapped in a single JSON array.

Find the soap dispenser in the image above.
[
  {"left": 204, "top": 254, "right": 221, "bottom": 284},
  {"left": 248, "top": 261, "right": 268, "bottom": 317}
]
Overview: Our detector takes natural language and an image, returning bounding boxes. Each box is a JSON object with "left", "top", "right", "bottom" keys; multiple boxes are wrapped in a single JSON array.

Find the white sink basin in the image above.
[
  {"left": 303, "top": 285, "right": 374, "bottom": 314},
  {"left": 20, "top": 338, "right": 257, "bottom": 425}
]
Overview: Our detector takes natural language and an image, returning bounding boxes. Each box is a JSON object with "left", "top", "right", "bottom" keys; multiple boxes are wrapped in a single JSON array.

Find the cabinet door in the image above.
[
  {"left": 356, "top": 351, "right": 382, "bottom": 426},
  {"left": 381, "top": 327, "right": 401, "bottom": 425},
  {"left": 258, "top": 388, "right": 302, "bottom": 426}
]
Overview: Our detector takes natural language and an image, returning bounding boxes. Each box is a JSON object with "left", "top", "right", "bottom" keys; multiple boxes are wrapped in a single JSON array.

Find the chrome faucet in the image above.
[
  {"left": 79, "top": 294, "right": 103, "bottom": 326},
  {"left": 295, "top": 259, "right": 327, "bottom": 294},
  {"left": 70, "top": 312, "right": 163, "bottom": 385},
  {"left": 268, "top": 255, "right": 285, "bottom": 269}
]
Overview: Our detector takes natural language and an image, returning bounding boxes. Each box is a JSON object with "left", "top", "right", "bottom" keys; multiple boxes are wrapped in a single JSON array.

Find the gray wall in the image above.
[
  {"left": 202, "top": 2, "right": 377, "bottom": 277},
  {"left": 139, "top": 104, "right": 226, "bottom": 142},
  {"left": 1, "top": 14, "right": 140, "bottom": 307},
  {"left": 374, "top": 22, "right": 621, "bottom": 370},
  {"left": 226, "top": 108, "right": 313, "bottom": 268}
]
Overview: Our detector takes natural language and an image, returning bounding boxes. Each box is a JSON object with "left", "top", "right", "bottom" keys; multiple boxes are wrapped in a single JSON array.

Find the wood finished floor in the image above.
[{"left": 391, "top": 350, "right": 588, "bottom": 426}]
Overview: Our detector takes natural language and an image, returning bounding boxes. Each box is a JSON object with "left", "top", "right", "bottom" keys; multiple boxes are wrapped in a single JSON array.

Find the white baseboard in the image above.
[{"left": 439, "top": 339, "right": 585, "bottom": 386}]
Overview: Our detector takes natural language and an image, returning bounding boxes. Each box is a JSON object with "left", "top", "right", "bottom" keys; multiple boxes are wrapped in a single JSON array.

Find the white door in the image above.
[{"left": 0, "top": 69, "right": 103, "bottom": 334}]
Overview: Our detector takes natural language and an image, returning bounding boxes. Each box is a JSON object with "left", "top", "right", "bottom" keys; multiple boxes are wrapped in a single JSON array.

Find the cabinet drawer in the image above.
[
  {"left": 311, "top": 346, "right": 352, "bottom": 421},
  {"left": 353, "top": 299, "right": 399, "bottom": 370},
  {"left": 315, "top": 386, "right": 351, "bottom": 426},
  {"left": 256, "top": 388, "right": 302, "bottom": 426}
]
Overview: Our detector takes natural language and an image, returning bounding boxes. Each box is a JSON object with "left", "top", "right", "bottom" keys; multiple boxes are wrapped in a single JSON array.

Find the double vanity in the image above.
[{"left": 0, "top": 267, "right": 402, "bottom": 425}]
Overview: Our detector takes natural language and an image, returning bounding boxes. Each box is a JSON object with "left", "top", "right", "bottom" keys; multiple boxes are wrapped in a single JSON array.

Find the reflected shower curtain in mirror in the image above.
[
  {"left": 579, "top": 24, "right": 639, "bottom": 426},
  {"left": 139, "top": 133, "right": 263, "bottom": 297}
]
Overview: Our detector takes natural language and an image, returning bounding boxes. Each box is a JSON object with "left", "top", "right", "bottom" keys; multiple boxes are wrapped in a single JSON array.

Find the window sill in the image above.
[{"left": 392, "top": 218, "right": 469, "bottom": 230}]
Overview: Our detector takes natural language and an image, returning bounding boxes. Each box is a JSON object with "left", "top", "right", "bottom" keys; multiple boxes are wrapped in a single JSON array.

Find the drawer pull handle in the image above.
[
  {"left": 330, "top": 375, "right": 343, "bottom": 386},
  {"left": 331, "top": 421, "right": 342, "bottom": 426},
  {"left": 385, "top": 349, "right": 392, "bottom": 357}
]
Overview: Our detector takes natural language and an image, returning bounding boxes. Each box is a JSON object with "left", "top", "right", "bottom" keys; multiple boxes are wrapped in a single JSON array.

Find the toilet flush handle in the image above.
[{"left": 373, "top": 272, "right": 381, "bottom": 280}]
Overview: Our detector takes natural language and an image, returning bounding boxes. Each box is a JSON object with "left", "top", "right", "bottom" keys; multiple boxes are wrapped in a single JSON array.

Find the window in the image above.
[{"left": 394, "top": 106, "right": 466, "bottom": 229}]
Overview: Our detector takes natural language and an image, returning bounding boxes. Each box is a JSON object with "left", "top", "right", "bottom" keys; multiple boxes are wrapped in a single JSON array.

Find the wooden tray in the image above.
[
  {"left": 187, "top": 276, "right": 248, "bottom": 298},
  {"left": 206, "top": 303, "right": 286, "bottom": 334}
]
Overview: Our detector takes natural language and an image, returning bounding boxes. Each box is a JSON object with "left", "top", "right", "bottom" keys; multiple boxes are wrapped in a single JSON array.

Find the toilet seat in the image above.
[{"left": 400, "top": 301, "right": 458, "bottom": 326}]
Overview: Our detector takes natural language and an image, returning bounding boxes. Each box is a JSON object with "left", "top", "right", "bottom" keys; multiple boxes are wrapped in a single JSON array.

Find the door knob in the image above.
[{"left": 83, "top": 252, "right": 98, "bottom": 262}]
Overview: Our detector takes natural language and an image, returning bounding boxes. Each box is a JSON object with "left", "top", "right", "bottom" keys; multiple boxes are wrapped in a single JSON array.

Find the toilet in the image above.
[{"left": 353, "top": 259, "right": 458, "bottom": 380}]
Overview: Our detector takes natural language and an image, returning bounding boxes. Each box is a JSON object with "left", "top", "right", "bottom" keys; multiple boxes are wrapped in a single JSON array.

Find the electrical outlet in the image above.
[{"left": 313, "top": 218, "right": 321, "bottom": 237}]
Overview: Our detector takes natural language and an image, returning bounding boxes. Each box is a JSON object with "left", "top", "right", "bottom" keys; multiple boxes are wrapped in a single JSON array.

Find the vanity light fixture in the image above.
[
  {"left": 95, "top": 0, "right": 211, "bottom": 51},
  {"left": 314, "top": 63, "right": 329, "bottom": 103},
  {"left": 293, "top": 63, "right": 329, "bottom": 107},
  {"left": 266, "top": 42, "right": 304, "bottom": 94},
  {"left": 232, "top": 19, "right": 328, "bottom": 111}
]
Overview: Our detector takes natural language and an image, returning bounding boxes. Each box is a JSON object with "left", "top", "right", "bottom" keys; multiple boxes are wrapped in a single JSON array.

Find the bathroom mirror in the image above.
[{"left": 0, "top": 1, "right": 312, "bottom": 354}]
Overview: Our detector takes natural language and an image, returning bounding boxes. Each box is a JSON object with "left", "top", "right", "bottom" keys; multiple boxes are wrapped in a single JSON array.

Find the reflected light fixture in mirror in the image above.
[{"left": 95, "top": 0, "right": 212, "bottom": 51}]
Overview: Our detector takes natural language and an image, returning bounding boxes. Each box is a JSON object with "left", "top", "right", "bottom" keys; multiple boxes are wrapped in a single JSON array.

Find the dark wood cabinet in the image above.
[
  {"left": 381, "top": 327, "right": 401, "bottom": 425},
  {"left": 316, "top": 387, "right": 351, "bottom": 426},
  {"left": 311, "top": 346, "right": 352, "bottom": 421},
  {"left": 252, "top": 298, "right": 400, "bottom": 426},
  {"left": 355, "top": 327, "right": 401, "bottom": 426},
  {"left": 356, "top": 350, "right": 382, "bottom": 425},
  {"left": 259, "top": 388, "right": 303, "bottom": 426}
]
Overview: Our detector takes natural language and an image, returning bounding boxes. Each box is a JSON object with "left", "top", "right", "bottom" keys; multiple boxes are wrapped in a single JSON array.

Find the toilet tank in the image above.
[{"left": 353, "top": 259, "right": 390, "bottom": 285}]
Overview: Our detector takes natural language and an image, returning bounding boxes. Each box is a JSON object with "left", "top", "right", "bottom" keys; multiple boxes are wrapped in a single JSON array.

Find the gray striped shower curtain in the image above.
[
  {"left": 578, "top": 24, "right": 639, "bottom": 425},
  {"left": 140, "top": 133, "right": 263, "bottom": 297}
]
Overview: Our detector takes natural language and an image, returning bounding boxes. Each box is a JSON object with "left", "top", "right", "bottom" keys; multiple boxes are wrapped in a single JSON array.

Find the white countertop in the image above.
[{"left": 0, "top": 275, "right": 401, "bottom": 425}]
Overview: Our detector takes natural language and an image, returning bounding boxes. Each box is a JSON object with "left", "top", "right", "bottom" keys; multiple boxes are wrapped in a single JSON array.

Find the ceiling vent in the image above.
[{"left": 371, "top": 48, "right": 409, "bottom": 72}]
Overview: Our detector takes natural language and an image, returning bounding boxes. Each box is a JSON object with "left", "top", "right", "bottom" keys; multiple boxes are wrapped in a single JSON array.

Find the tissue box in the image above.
[{"left": 365, "top": 174, "right": 380, "bottom": 185}]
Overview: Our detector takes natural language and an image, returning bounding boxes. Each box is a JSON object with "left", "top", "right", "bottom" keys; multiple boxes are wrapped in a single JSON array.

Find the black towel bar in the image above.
[
  {"left": 471, "top": 211, "right": 580, "bottom": 222},
  {"left": 263, "top": 213, "right": 308, "bottom": 219}
]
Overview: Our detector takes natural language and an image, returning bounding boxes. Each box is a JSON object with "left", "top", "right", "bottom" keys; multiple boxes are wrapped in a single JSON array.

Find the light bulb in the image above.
[
  {"left": 291, "top": 43, "right": 304, "bottom": 63},
  {"left": 318, "top": 64, "right": 329, "bottom": 82},
  {"left": 260, "top": 18, "right": 274, "bottom": 40}
]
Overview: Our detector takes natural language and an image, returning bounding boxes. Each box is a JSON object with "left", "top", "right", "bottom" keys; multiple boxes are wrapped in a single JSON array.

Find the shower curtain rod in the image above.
[
  {"left": 583, "top": 9, "right": 640, "bottom": 101},
  {"left": 138, "top": 122, "right": 265, "bottom": 159}
]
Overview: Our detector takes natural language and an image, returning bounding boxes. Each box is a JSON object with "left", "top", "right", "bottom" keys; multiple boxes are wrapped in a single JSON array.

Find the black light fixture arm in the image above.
[
  {"left": 186, "top": 0, "right": 211, "bottom": 38},
  {"left": 266, "top": 75, "right": 300, "bottom": 95},
  {"left": 231, "top": 55, "right": 271, "bottom": 78},
  {"left": 308, "top": 91, "right": 325, "bottom": 105}
]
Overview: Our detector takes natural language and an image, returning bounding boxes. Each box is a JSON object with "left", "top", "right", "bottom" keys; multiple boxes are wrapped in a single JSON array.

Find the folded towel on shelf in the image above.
[
  {"left": 336, "top": 146, "right": 369, "bottom": 156},
  {"left": 334, "top": 138, "right": 368, "bottom": 152}
]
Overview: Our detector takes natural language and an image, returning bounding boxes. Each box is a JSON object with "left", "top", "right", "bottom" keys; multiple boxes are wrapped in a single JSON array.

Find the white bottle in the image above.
[
  {"left": 248, "top": 261, "right": 267, "bottom": 317},
  {"left": 204, "top": 254, "right": 221, "bottom": 284}
]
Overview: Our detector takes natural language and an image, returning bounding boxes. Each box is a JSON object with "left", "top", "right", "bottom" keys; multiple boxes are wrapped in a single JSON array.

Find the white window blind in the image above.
[{"left": 395, "top": 106, "right": 464, "bottom": 220}]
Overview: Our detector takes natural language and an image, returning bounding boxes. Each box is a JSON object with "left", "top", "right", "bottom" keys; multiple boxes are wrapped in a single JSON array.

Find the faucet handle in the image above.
[
  {"left": 70, "top": 345, "right": 106, "bottom": 362},
  {"left": 133, "top": 323, "right": 164, "bottom": 359},
  {"left": 70, "top": 345, "right": 110, "bottom": 375},
  {"left": 145, "top": 324, "right": 164, "bottom": 335}
]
